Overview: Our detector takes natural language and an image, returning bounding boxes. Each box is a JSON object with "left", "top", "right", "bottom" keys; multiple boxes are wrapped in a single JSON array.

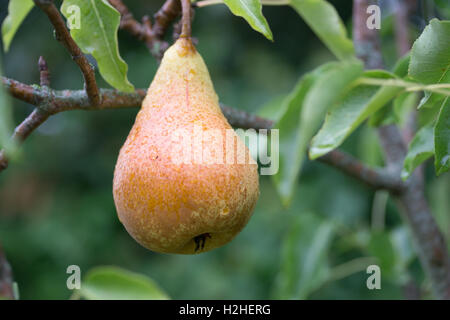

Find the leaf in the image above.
[
  {"left": 275, "top": 213, "right": 335, "bottom": 299},
  {"left": 78, "top": 266, "right": 169, "bottom": 300},
  {"left": 393, "top": 92, "right": 418, "bottom": 125},
  {"left": 409, "top": 19, "right": 450, "bottom": 109},
  {"left": 290, "top": 0, "right": 355, "bottom": 61},
  {"left": 434, "top": 0, "right": 450, "bottom": 19},
  {"left": 357, "top": 125, "right": 384, "bottom": 167},
  {"left": 223, "top": 0, "right": 273, "bottom": 40},
  {"left": 310, "top": 85, "right": 400, "bottom": 159},
  {"left": 273, "top": 61, "right": 362, "bottom": 205},
  {"left": 272, "top": 73, "right": 317, "bottom": 206},
  {"left": 435, "top": 97, "right": 450, "bottom": 175},
  {"left": 392, "top": 53, "right": 411, "bottom": 77},
  {"left": 61, "top": 0, "right": 134, "bottom": 92},
  {"left": 429, "top": 172, "right": 450, "bottom": 242},
  {"left": 409, "top": 19, "right": 450, "bottom": 84},
  {"left": 310, "top": 67, "right": 408, "bottom": 159},
  {"left": 1, "top": 0, "right": 34, "bottom": 52},
  {"left": 417, "top": 91, "right": 445, "bottom": 110},
  {"left": 368, "top": 55, "right": 412, "bottom": 126},
  {"left": 0, "top": 54, "right": 16, "bottom": 154},
  {"left": 368, "top": 232, "right": 396, "bottom": 276},
  {"left": 401, "top": 123, "right": 434, "bottom": 180}
]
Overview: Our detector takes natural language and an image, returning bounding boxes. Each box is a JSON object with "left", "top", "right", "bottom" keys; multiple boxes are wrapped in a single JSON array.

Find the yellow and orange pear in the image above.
[{"left": 113, "top": 38, "right": 259, "bottom": 254}]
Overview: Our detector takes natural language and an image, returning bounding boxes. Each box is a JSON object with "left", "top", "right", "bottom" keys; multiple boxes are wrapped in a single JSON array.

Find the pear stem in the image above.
[{"left": 180, "top": 0, "right": 192, "bottom": 38}]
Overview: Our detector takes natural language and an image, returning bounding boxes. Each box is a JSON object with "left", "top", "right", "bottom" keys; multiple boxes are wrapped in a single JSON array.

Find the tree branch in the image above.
[
  {"left": 108, "top": 0, "right": 181, "bottom": 61},
  {"left": 353, "top": 0, "right": 450, "bottom": 299},
  {"left": 0, "top": 76, "right": 404, "bottom": 193},
  {"left": 33, "top": 0, "right": 100, "bottom": 105},
  {"left": 38, "top": 56, "right": 50, "bottom": 87}
]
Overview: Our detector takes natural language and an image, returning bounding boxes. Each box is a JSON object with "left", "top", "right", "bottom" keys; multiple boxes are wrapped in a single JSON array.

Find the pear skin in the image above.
[{"left": 113, "top": 38, "right": 259, "bottom": 254}]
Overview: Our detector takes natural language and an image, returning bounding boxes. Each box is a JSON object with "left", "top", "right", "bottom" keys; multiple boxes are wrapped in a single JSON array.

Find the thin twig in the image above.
[
  {"left": 33, "top": 0, "right": 100, "bottom": 105},
  {"left": 108, "top": 0, "right": 181, "bottom": 61},
  {"left": 38, "top": 56, "right": 50, "bottom": 87}
]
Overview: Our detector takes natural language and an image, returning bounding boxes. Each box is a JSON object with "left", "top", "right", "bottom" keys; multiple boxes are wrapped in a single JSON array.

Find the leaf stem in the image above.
[{"left": 357, "top": 77, "right": 450, "bottom": 96}]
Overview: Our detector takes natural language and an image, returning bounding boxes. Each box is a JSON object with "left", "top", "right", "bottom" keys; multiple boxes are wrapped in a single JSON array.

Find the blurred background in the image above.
[{"left": 0, "top": 0, "right": 449, "bottom": 299}]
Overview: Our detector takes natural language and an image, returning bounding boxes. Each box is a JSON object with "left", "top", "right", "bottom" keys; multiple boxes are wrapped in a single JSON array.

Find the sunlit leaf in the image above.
[
  {"left": 290, "top": 0, "right": 355, "bottom": 61},
  {"left": 78, "top": 266, "right": 169, "bottom": 300},
  {"left": 1, "top": 0, "right": 34, "bottom": 52},
  {"left": 309, "top": 83, "right": 400, "bottom": 159},
  {"left": 367, "top": 55, "right": 412, "bottom": 126},
  {"left": 223, "top": 0, "right": 273, "bottom": 40},
  {"left": 409, "top": 19, "right": 450, "bottom": 109},
  {"left": 61, "top": 0, "right": 134, "bottom": 92},
  {"left": 401, "top": 123, "right": 434, "bottom": 180},
  {"left": 273, "top": 61, "right": 362, "bottom": 205}
]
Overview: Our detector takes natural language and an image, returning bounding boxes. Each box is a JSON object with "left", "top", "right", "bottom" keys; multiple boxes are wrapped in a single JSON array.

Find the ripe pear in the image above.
[{"left": 113, "top": 38, "right": 259, "bottom": 254}]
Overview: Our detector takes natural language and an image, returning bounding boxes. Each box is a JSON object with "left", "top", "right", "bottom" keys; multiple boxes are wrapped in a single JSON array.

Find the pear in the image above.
[{"left": 113, "top": 38, "right": 259, "bottom": 254}]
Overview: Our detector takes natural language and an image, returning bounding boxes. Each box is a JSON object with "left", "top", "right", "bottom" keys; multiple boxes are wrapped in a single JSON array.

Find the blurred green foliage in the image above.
[{"left": 0, "top": 0, "right": 448, "bottom": 300}]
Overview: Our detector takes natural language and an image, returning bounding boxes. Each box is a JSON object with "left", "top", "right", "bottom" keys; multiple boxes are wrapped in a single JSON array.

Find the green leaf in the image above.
[
  {"left": 409, "top": 19, "right": 450, "bottom": 109},
  {"left": 78, "top": 266, "right": 169, "bottom": 300},
  {"left": 290, "top": 0, "right": 355, "bottom": 61},
  {"left": 223, "top": 0, "right": 273, "bottom": 40},
  {"left": 357, "top": 125, "right": 384, "bottom": 167},
  {"left": 393, "top": 92, "right": 418, "bottom": 125},
  {"left": 273, "top": 61, "right": 362, "bottom": 205},
  {"left": 430, "top": 173, "right": 450, "bottom": 242},
  {"left": 368, "top": 55, "right": 412, "bottom": 126},
  {"left": 434, "top": 0, "right": 450, "bottom": 19},
  {"left": 368, "top": 232, "right": 396, "bottom": 276},
  {"left": 401, "top": 123, "right": 434, "bottom": 180},
  {"left": 308, "top": 69, "right": 397, "bottom": 160},
  {"left": 61, "top": 0, "right": 134, "bottom": 92},
  {"left": 275, "top": 213, "right": 335, "bottom": 299},
  {"left": 0, "top": 54, "right": 16, "bottom": 154},
  {"left": 435, "top": 97, "right": 450, "bottom": 175},
  {"left": 418, "top": 89, "right": 446, "bottom": 110},
  {"left": 392, "top": 53, "right": 411, "bottom": 77},
  {"left": 409, "top": 19, "right": 450, "bottom": 84},
  {"left": 310, "top": 85, "right": 400, "bottom": 159},
  {"left": 310, "top": 62, "right": 412, "bottom": 159},
  {"left": 1, "top": 0, "right": 34, "bottom": 52}
]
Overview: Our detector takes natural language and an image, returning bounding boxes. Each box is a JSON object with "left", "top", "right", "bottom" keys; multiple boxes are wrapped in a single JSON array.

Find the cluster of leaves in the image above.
[{"left": 234, "top": 1, "right": 450, "bottom": 205}]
